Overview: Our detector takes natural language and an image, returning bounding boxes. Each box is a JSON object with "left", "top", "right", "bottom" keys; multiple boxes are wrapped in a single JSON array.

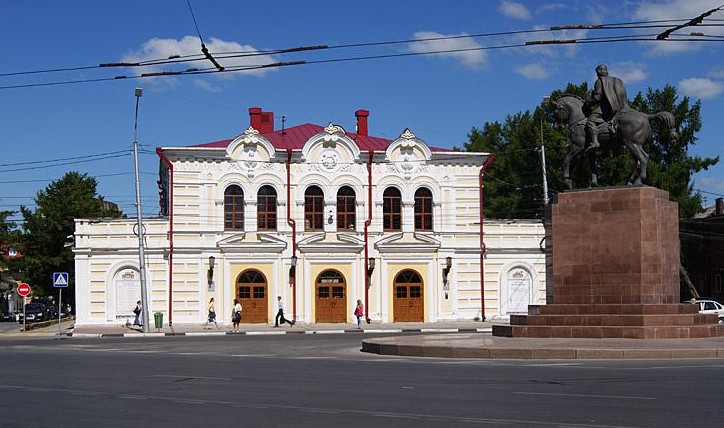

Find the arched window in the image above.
[
  {"left": 305, "top": 186, "right": 324, "bottom": 231},
  {"left": 224, "top": 185, "right": 244, "bottom": 231},
  {"left": 337, "top": 186, "right": 356, "bottom": 230},
  {"left": 383, "top": 187, "right": 402, "bottom": 232},
  {"left": 414, "top": 187, "right": 433, "bottom": 231},
  {"left": 257, "top": 185, "right": 277, "bottom": 231}
]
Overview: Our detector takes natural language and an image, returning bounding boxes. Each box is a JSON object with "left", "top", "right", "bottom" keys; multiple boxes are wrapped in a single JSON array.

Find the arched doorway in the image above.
[
  {"left": 315, "top": 270, "right": 346, "bottom": 323},
  {"left": 235, "top": 269, "right": 268, "bottom": 323},
  {"left": 114, "top": 268, "right": 140, "bottom": 320},
  {"left": 393, "top": 270, "right": 424, "bottom": 322}
]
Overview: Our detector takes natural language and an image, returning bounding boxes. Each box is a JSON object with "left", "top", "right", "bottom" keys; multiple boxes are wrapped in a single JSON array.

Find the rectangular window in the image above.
[
  {"left": 253, "top": 286, "right": 265, "bottom": 298},
  {"left": 410, "top": 286, "right": 422, "bottom": 298},
  {"left": 305, "top": 193, "right": 324, "bottom": 230},
  {"left": 258, "top": 196, "right": 277, "bottom": 231},
  {"left": 337, "top": 194, "right": 356, "bottom": 230},
  {"left": 395, "top": 286, "right": 407, "bottom": 298},
  {"left": 238, "top": 286, "right": 251, "bottom": 299},
  {"left": 224, "top": 195, "right": 244, "bottom": 230},
  {"left": 414, "top": 195, "right": 433, "bottom": 231},
  {"left": 317, "top": 286, "right": 330, "bottom": 299},
  {"left": 332, "top": 286, "right": 344, "bottom": 298},
  {"left": 384, "top": 195, "right": 402, "bottom": 231}
]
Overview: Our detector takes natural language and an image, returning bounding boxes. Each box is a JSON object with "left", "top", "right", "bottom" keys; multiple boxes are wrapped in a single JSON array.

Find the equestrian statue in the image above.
[{"left": 551, "top": 64, "right": 678, "bottom": 189}]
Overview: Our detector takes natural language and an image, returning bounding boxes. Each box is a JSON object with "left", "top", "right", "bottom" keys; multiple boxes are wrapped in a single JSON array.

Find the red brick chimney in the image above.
[
  {"left": 355, "top": 109, "right": 369, "bottom": 136},
  {"left": 249, "top": 107, "right": 274, "bottom": 134}
]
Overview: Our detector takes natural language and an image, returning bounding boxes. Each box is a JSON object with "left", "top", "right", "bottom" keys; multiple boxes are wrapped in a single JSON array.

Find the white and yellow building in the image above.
[{"left": 73, "top": 108, "right": 546, "bottom": 326}]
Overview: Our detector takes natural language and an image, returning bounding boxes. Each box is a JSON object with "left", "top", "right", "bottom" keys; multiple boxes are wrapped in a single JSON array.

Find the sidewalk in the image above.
[
  {"left": 4, "top": 319, "right": 493, "bottom": 338},
  {"left": 361, "top": 333, "right": 724, "bottom": 359},
  {"left": 8, "top": 320, "right": 724, "bottom": 360}
]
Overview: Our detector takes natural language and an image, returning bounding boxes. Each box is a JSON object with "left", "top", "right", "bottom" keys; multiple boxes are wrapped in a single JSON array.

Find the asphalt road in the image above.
[{"left": 1, "top": 334, "right": 723, "bottom": 427}]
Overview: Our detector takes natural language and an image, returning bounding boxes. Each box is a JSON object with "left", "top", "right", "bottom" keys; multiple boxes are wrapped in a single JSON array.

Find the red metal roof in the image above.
[{"left": 191, "top": 123, "right": 450, "bottom": 152}]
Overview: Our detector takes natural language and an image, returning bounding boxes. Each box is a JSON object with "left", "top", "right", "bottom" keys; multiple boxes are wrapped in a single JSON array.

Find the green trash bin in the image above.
[{"left": 153, "top": 312, "right": 163, "bottom": 330}]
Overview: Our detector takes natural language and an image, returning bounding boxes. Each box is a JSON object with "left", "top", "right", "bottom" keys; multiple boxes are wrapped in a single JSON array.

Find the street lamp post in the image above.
[
  {"left": 133, "top": 87, "right": 150, "bottom": 333},
  {"left": 541, "top": 97, "right": 550, "bottom": 206}
]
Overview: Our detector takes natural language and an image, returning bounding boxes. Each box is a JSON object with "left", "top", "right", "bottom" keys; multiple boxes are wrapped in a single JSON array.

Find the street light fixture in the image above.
[
  {"left": 207, "top": 256, "right": 216, "bottom": 289},
  {"left": 132, "top": 87, "right": 150, "bottom": 333},
  {"left": 367, "top": 257, "right": 376, "bottom": 276},
  {"left": 289, "top": 255, "right": 297, "bottom": 281}
]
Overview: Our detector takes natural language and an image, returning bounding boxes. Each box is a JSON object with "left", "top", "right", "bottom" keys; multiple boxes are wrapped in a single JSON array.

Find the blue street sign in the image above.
[{"left": 53, "top": 272, "right": 69, "bottom": 288}]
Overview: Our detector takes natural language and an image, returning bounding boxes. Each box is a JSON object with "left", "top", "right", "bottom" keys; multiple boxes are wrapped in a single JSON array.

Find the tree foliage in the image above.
[
  {"left": 18, "top": 172, "right": 122, "bottom": 299},
  {"left": 463, "top": 82, "right": 718, "bottom": 219},
  {"left": 0, "top": 211, "right": 22, "bottom": 286}
]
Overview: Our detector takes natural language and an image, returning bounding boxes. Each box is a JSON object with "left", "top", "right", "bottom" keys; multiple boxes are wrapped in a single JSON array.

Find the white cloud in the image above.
[
  {"left": 710, "top": 67, "right": 724, "bottom": 79},
  {"left": 697, "top": 176, "right": 724, "bottom": 193},
  {"left": 514, "top": 63, "right": 550, "bottom": 80},
  {"left": 609, "top": 62, "right": 648, "bottom": 84},
  {"left": 122, "top": 36, "right": 278, "bottom": 88},
  {"left": 498, "top": 1, "right": 531, "bottom": 20},
  {"left": 409, "top": 31, "right": 487, "bottom": 68},
  {"left": 633, "top": 0, "right": 724, "bottom": 55},
  {"left": 678, "top": 78, "right": 724, "bottom": 99},
  {"left": 194, "top": 79, "right": 222, "bottom": 93},
  {"left": 536, "top": 3, "right": 565, "bottom": 14}
]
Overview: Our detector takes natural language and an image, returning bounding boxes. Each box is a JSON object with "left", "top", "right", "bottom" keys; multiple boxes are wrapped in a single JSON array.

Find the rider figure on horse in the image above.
[{"left": 585, "top": 64, "right": 629, "bottom": 149}]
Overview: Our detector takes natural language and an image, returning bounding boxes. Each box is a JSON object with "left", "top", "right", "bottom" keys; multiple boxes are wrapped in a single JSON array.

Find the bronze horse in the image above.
[{"left": 551, "top": 95, "right": 678, "bottom": 189}]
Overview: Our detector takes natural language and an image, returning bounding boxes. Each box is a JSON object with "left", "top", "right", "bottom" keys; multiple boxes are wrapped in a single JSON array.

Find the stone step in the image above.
[
  {"left": 510, "top": 313, "right": 717, "bottom": 327},
  {"left": 494, "top": 323, "right": 724, "bottom": 339},
  {"left": 528, "top": 303, "right": 699, "bottom": 316}
]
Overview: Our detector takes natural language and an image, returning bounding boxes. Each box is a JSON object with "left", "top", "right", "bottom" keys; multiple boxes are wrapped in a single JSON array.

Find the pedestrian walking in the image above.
[
  {"left": 132, "top": 300, "right": 142, "bottom": 327},
  {"left": 354, "top": 299, "right": 364, "bottom": 329},
  {"left": 274, "top": 296, "right": 294, "bottom": 327},
  {"left": 205, "top": 297, "right": 218, "bottom": 330},
  {"left": 231, "top": 298, "right": 242, "bottom": 332}
]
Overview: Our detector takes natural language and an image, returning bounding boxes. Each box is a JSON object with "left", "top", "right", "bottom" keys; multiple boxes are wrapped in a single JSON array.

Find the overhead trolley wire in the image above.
[{"left": 3, "top": 14, "right": 724, "bottom": 90}]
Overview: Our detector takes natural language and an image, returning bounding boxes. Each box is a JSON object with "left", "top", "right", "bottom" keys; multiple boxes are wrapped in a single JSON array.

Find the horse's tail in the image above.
[{"left": 648, "top": 111, "right": 678, "bottom": 143}]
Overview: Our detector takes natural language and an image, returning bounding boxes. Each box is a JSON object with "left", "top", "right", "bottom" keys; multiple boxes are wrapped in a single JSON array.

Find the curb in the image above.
[{"left": 31, "top": 327, "right": 493, "bottom": 338}]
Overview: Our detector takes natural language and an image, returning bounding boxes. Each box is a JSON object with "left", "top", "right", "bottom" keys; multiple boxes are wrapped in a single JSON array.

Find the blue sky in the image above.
[{"left": 2, "top": 0, "right": 724, "bottom": 224}]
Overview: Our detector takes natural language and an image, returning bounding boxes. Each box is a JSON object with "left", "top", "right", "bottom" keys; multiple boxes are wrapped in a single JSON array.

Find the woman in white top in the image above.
[{"left": 231, "top": 298, "right": 242, "bottom": 332}]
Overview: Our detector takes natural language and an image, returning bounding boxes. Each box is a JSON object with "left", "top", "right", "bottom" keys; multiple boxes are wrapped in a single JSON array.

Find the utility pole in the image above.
[
  {"left": 540, "top": 97, "right": 550, "bottom": 206},
  {"left": 133, "top": 87, "right": 150, "bottom": 333}
]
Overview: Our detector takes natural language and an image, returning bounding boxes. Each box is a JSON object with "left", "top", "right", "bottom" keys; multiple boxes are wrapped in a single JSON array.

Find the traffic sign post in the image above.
[
  {"left": 17, "top": 283, "right": 30, "bottom": 332},
  {"left": 53, "top": 273, "right": 69, "bottom": 337}
]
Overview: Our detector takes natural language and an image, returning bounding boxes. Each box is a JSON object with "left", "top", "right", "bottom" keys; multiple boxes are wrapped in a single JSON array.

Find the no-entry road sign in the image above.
[{"left": 17, "top": 283, "right": 31, "bottom": 297}]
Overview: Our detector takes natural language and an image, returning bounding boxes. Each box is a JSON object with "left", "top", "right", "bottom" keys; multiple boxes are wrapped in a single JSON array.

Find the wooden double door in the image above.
[
  {"left": 315, "top": 270, "right": 347, "bottom": 323},
  {"left": 393, "top": 270, "right": 424, "bottom": 322},
  {"left": 235, "top": 269, "right": 268, "bottom": 323}
]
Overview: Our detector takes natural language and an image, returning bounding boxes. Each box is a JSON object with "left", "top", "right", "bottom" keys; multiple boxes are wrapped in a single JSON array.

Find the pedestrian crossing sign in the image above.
[{"left": 53, "top": 272, "right": 69, "bottom": 288}]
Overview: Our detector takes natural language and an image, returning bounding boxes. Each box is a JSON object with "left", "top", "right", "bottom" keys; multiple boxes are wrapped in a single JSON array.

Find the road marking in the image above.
[
  {"left": 230, "top": 353, "right": 274, "bottom": 357},
  {"left": 185, "top": 332, "right": 226, "bottom": 337},
  {"left": 637, "top": 364, "right": 724, "bottom": 370},
  {"left": 245, "top": 331, "right": 287, "bottom": 336},
  {"left": 0, "top": 382, "right": 641, "bottom": 427},
  {"left": 528, "top": 363, "right": 583, "bottom": 367},
  {"left": 305, "top": 330, "right": 345, "bottom": 334},
  {"left": 154, "top": 375, "right": 232, "bottom": 381},
  {"left": 514, "top": 392, "right": 657, "bottom": 401},
  {"left": 173, "top": 352, "right": 216, "bottom": 356}
]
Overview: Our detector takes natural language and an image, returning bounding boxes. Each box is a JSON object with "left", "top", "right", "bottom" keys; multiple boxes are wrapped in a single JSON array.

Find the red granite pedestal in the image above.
[{"left": 493, "top": 186, "right": 724, "bottom": 339}]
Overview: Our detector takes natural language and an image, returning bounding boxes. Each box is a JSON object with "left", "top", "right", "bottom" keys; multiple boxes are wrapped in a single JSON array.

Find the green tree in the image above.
[
  {"left": 18, "top": 172, "right": 122, "bottom": 300},
  {"left": 464, "top": 83, "right": 718, "bottom": 219},
  {"left": 0, "top": 211, "right": 22, "bottom": 294}
]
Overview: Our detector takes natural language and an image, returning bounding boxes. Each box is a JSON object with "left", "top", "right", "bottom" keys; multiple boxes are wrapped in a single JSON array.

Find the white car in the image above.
[{"left": 687, "top": 299, "right": 724, "bottom": 322}]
